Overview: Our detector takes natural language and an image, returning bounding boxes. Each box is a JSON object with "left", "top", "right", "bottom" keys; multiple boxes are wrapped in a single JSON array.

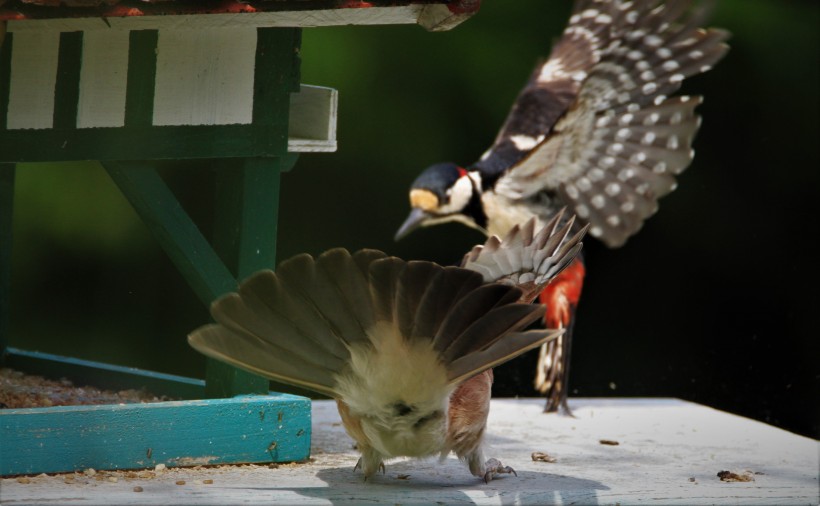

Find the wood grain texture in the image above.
[
  {"left": 4, "top": 5, "right": 476, "bottom": 32},
  {"left": 77, "top": 29, "right": 130, "bottom": 128},
  {"left": 5, "top": 30, "right": 59, "bottom": 130},
  {"left": 0, "top": 394, "right": 311, "bottom": 475},
  {"left": 2, "top": 398, "right": 816, "bottom": 504},
  {"left": 288, "top": 85, "right": 337, "bottom": 152},
  {"left": 153, "top": 27, "right": 256, "bottom": 127}
]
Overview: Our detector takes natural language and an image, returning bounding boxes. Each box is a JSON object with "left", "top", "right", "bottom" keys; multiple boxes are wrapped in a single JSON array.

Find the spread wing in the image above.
[
  {"left": 474, "top": 0, "right": 729, "bottom": 247},
  {"left": 471, "top": 0, "right": 611, "bottom": 177},
  {"left": 188, "top": 248, "right": 562, "bottom": 397},
  {"left": 461, "top": 209, "right": 588, "bottom": 303}
]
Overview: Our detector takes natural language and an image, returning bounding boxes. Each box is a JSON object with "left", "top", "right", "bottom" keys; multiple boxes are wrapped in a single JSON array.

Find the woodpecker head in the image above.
[{"left": 395, "top": 162, "right": 486, "bottom": 241}]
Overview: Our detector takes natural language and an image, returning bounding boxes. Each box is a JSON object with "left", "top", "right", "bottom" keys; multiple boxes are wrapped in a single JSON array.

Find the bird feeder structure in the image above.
[{"left": 0, "top": 0, "right": 479, "bottom": 476}]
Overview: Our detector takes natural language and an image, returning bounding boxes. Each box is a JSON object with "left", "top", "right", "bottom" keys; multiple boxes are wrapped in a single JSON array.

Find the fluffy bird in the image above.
[
  {"left": 395, "top": 0, "right": 730, "bottom": 413},
  {"left": 188, "top": 214, "right": 586, "bottom": 482}
]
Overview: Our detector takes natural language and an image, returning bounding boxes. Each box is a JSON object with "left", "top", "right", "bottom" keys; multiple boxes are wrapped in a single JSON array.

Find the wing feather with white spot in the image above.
[
  {"left": 472, "top": 0, "right": 616, "bottom": 177},
  {"left": 485, "top": 0, "right": 729, "bottom": 247}
]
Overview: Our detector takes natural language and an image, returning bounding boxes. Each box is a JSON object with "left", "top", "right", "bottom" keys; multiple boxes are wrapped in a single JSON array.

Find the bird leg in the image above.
[
  {"left": 354, "top": 457, "right": 385, "bottom": 480},
  {"left": 483, "top": 457, "right": 517, "bottom": 483},
  {"left": 536, "top": 257, "right": 585, "bottom": 415}
]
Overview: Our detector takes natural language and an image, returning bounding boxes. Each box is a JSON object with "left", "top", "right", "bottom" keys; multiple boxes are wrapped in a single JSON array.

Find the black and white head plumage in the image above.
[
  {"left": 396, "top": 162, "right": 486, "bottom": 240},
  {"left": 400, "top": 0, "right": 729, "bottom": 248}
]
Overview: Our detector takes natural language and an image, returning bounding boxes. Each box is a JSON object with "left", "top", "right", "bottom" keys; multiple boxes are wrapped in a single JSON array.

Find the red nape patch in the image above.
[
  {"left": 106, "top": 7, "right": 144, "bottom": 17},
  {"left": 447, "top": 0, "right": 481, "bottom": 15},
  {"left": 539, "top": 258, "right": 586, "bottom": 328},
  {"left": 341, "top": 1, "right": 374, "bottom": 8},
  {"left": 457, "top": 167, "right": 469, "bottom": 178}
]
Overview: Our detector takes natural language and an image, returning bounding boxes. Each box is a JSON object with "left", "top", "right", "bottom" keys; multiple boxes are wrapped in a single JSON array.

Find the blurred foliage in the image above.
[{"left": 4, "top": 0, "right": 818, "bottom": 436}]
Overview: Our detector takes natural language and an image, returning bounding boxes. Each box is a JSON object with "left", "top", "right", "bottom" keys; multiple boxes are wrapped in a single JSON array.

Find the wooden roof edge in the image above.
[{"left": 0, "top": 0, "right": 480, "bottom": 32}]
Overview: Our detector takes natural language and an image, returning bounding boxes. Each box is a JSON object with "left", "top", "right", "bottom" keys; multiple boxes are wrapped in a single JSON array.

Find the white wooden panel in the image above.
[
  {"left": 152, "top": 27, "right": 256, "bottom": 126},
  {"left": 6, "top": 31, "right": 60, "bottom": 130},
  {"left": 287, "top": 85, "right": 337, "bottom": 153},
  {"left": 76, "top": 30, "right": 130, "bottom": 128}
]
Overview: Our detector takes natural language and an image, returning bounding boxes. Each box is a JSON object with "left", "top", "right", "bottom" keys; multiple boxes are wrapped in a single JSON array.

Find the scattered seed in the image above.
[
  {"left": 717, "top": 470, "right": 754, "bottom": 482},
  {"left": 599, "top": 439, "right": 620, "bottom": 446},
  {"left": 176, "top": 480, "right": 186, "bottom": 486},
  {"left": 133, "top": 486, "right": 144, "bottom": 492},
  {"left": 531, "top": 452, "right": 557, "bottom": 463},
  {"left": 203, "top": 479, "right": 213, "bottom": 485},
  {"left": 396, "top": 474, "right": 410, "bottom": 480}
]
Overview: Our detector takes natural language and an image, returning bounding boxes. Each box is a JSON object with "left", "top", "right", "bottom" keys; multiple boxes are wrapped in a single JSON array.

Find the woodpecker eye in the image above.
[{"left": 413, "top": 410, "right": 443, "bottom": 429}]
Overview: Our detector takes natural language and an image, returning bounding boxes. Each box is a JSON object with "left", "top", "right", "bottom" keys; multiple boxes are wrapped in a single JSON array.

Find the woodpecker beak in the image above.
[{"left": 395, "top": 208, "right": 431, "bottom": 241}]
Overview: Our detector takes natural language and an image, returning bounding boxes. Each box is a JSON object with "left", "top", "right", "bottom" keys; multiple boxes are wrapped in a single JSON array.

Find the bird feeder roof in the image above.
[{"left": 0, "top": 0, "right": 479, "bottom": 31}]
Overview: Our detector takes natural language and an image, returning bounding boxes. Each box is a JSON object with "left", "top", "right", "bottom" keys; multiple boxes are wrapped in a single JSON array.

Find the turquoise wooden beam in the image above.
[
  {"left": 0, "top": 393, "right": 311, "bottom": 475},
  {"left": 0, "top": 163, "right": 13, "bottom": 362}
]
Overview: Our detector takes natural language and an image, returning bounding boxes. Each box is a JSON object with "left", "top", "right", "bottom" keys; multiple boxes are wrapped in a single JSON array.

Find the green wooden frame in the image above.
[
  {"left": 0, "top": 26, "right": 301, "bottom": 391},
  {"left": 0, "top": 26, "right": 313, "bottom": 475}
]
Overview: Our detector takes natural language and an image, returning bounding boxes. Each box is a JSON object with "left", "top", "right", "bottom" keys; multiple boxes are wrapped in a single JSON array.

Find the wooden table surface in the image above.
[{"left": 1, "top": 398, "right": 817, "bottom": 505}]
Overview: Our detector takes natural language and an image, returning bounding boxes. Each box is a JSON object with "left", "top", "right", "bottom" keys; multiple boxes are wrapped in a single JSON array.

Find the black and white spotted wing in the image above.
[{"left": 474, "top": 0, "right": 729, "bottom": 247}]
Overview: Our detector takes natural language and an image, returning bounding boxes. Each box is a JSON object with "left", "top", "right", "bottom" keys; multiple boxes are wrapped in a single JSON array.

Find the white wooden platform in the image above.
[{"left": 1, "top": 398, "right": 816, "bottom": 505}]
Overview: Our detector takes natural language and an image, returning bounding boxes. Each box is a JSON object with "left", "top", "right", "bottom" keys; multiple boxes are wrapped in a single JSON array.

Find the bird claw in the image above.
[
  {"left": 483, "top": 458, "right": 517, "bottom": 483},
  {"left": 354, "top": 458, "right": 385, "bottom": 480}
]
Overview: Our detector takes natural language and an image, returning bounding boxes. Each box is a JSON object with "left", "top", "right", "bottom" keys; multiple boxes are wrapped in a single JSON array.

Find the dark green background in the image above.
[{"left": 7, "top": 0, "right": 819, "bottom": 437}]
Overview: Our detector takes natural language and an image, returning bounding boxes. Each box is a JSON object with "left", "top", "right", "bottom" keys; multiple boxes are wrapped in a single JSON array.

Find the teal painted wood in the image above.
[
  {"left": 4, "top": 348, "right": 207, "bottom": 400},
  {"left": 213, "top": 158, "right": 282, "bottom": 281},
  {"left": 53, "top": 31, "right": 82, "bottom": 130},
  {"left": 0, "top": 394, "right": 311, "bottom": 476},
  {"left": 0, "top": 164, "right": 13, "bottom": 359},
  {"left": 103, "top": 162, "right": 238, "bottom": 306}
]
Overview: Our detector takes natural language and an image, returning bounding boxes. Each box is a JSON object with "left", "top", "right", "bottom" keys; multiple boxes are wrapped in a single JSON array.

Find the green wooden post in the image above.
[
  {"left": 207, "top": 157, "right": 285, "bottom": 397},
  {"left": 0, "top": 164, "right": 14, "bottom": 363},
  {"left": 202, "top": 27, "right": 302, "bottom": 397}
]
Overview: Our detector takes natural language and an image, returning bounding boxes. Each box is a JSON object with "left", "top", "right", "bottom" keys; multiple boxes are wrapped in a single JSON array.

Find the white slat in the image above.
[
  {"left": 287, "top": 85, "right": 338, "bottom": 153},
  {"left": 6, "top": 31, "right": 60, "bottom": 130},
  {"left": 152, "top": 27, "right": 256, "bottom": 127},
  {"left": 76, "top": 30, "right": 130, "bottom": 128}
]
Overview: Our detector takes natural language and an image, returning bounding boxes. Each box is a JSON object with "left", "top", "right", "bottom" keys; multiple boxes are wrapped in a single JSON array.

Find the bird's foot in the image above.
[
  {"left": 544, "top": 396, "right": 575, "bottom": 417},
  {"left": 483, "top": 458, "right": 517, "bottom": 483},
  {"left": 354, "top": 458, "right": 385, "bottom": 481}
]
